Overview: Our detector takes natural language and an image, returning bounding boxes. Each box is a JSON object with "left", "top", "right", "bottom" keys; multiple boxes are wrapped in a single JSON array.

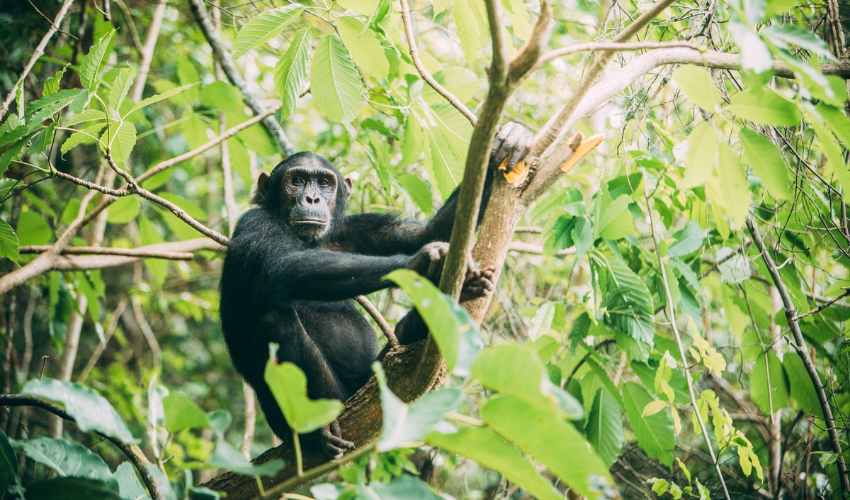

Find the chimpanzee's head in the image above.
[{"left": 253, "top": 152, "right": 352, "bottom": 244}]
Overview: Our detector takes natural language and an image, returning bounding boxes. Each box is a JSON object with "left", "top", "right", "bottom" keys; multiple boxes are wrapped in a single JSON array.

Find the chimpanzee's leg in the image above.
[{"left": 249, "top": 309, "right": 355, "bottom": 459}]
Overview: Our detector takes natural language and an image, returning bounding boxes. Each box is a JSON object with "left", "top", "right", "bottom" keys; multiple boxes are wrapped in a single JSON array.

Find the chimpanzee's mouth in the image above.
[{"left": 292, "top": 219, "right": 327, "bottom": 226}]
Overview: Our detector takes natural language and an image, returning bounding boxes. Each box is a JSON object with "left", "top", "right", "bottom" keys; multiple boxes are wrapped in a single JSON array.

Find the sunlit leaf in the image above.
[
  {"left": 109, "top": 67, "right": 137, "bottom": 110},
  {"left": 162, "top": 393, "right": 210, "bottom": 433},
  {"left": 623, "top": 382, "right": 674, "bottom": 466},
  {"left": 79, "top": 30, "right": 115, "bottom": 90},
  {"left": 274, "top": 28, "right": 312, "bottom": 119},
  {"left": 337, "top": 17, "right": 389, "bottom": 79},
  {"left": 728, "top": 87, "right": 801, "bottom": 126},
  {"left": 232, "top": 4, "right": 305, "bottom": 59},
  {"left": 265, "top": 360, "right": 343, "bottom": 433},
  {"left": 680, "top": 122, "right": 717, "bottom": 189},
  {"left": 310, "top": 35, "right": 361, "bottom": 123},
  {"left": 673, "top": 66, "right": 721, "bottom": 110}
]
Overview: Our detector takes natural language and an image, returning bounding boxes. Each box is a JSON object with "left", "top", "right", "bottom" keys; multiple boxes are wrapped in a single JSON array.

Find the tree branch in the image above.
[
  {"left": 0, "top": 394, "right": 164, "bottom": 500},
  {"left": 355, "top": 295, "right": 398, "bottom": 347},
  {"left": 18, "top": 245, "right": 196, "bottom": 260},
  {"left": 129, "top": 0, "right": 167, "bottom": 103},
  {"left": 187, "top": 0, "right": 294, "bottom": 156},
  {"left": 746, "top": 218, "right": 850, "bottom": 493},
  {"left": 536, "top": 40, "right": 700, "bottom": 68},
  {"left": 0, "top": 0, "right": 75, "bottom": 121}
]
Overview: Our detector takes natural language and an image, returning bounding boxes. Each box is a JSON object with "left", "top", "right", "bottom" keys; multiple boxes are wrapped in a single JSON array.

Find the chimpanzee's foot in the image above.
[{"left": 460, "top": 266, "right": 496, "bottom": 302}]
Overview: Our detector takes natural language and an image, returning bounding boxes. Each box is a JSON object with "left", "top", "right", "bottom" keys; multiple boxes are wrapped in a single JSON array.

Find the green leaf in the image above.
[
  {"left": 481, "top": 396, "right": 615, "bottom": 499},
  {"left": 101, "top": 121, "right": 136, "bottom": 164},
  {"left": 680, "top": 122, "right": 717, "bottom": 189},
  {"left": 595, "top": 195, "right": 634, "bottom": 240},
  {"left": 79, "top": 30, "right": 116, "bottom": 90},
  {"left": 199, "top": 81, "right": 244, "bottom": 114},
  {"left": 105, "top": 197, "right": 140, "bottom": 224},
  {"left": 728, "top": 87, "right": 801, "bottom": 126},
  {"left": 586, "top": 388, "right": 624, "bottom": 466},
  {"left": 386, "top": 269, "right": 482, "bottom": 376},
  {"left": 673, "top": 66, "right": 721, "bottom": 110},
  {"left": 162, "top": 393, "right": 211, "bottom": 433},
  {"left": 232, "top": 4, "right": 305, "bottom": 59},
  {"left": 265, "top": 360, "right": 343, "bottom": 433},
  {"left": 66, "top": 110, "right": 106, "bottom": 126},
  {"left": 472, "top": 343, "right": 583, "bottom": 418},
  {"left": 0, "top": 217, "right": 19, "bottom": 264},
  {"left": 368, "top": 475, "right": 441, "bottom": 500},
  {"left": 109, "top": 67, "right": 137, "bottom": 110},
  {"left": 0, "top": 137, "right": 28, "bottom": 175},
  {"left": 668, "top": 221, "right": 704, "bottom": 258},
  {"left": 25, "top": 89, "right": 82, "bottom": 115},
  {"left": 783, "top": 353, "right": 822, "bottom": 417},
  {"left": 114, "top": 462, "right": 148, "bottom": 500},
  {"left": 15, "top": 437, "right": 112, "bottom": 481},
  {"left": 763, "top": 25, "right": 836, "bottom": 60},
  {"left": 397, "top": 173, "right": 433, "bottom": 214},
  {"left": 274, "top": 28, "right": 312, "bottom": 119},
  {"left": 0, "top": 430, "right": 18, "bottom": 493},
  {"left": 21, "top": 378, "right": 137, "bottom": 443},
  {"left": 374, "top": 364, "right": 461, "bottom": 451},
  {"left": 716, "top": 142, "right": 750, "bottom": 227},
  {"left": 61, "top": 122, "right": 107, "bottom": 155},
  {"left": 130, "top": 84, "right": 198, "bottom": 113},
  {"left": 454, "top": 0, "right": 489, "bottom": 62},
  {"left": 24, "top": 477, "right": 121, "bottom": 500},
  {"left": 623, "top": 382, "right": 675, "bottom": 466},
  {"left": 17, "top": 211, "right": 52, "bottom": 246},
  {"left": 739, "top": 129, "right": 791, "bottom": 200},
  {"left": 337, "top": 17, "right": 389, "bottom": 79},
  {"left": 599, "top": 254, "right": 655, "bottom": 346},
  {"left": 426, "top": 426, "right": 563, "bottom": 500},
  {"left": 750, "top": 351, "right": 789, "bottom": 415},
  {"left": 337, "top": 0, "right": 380, "bottom": 15},
  {"left": 501, "top": 0, "right": 531, "bottom": 40},
  {"left": 816, "top": 104, "right": 850, "bottom": 146},
  {"left": 423, "top": 68, "right": 479, "bottom": 105},
  {"left": 43, "top": 66, "right": 67, "bottom": 97},
  {"left": 310, "top": 35, "right": 361, "bottom": 123},
  {"left": 207, "top": 438, "right": 284, "bottom": 477},
  {"left": 29, "top": 122, "right": 57, "bottom": 156},
  {"left": 729, "top": 23, "right": 773, "bottom": 74}
]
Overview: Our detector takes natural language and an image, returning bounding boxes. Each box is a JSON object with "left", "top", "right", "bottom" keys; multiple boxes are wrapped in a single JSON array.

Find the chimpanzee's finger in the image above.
[
  {"left": 504, "top": 133, "right": 532, "bottom": 173},
  {"left": 331, "top": 420, "right": 343, "bottom": 439}
]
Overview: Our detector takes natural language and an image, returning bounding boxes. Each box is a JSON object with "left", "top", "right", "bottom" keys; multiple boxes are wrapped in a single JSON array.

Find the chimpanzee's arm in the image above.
[{"left": 269, "top": 250, "right": 409, "bottom": 301}]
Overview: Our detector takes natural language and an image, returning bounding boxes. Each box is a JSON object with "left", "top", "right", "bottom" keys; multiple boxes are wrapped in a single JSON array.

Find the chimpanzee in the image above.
[{"left": 219, "top": 122, "right": 533, "bottom": 458}]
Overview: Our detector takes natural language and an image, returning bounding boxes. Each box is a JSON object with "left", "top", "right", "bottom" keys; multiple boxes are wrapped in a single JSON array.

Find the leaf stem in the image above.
[{"left": 293, "top": 429, "right": 303, "bottom": 477}]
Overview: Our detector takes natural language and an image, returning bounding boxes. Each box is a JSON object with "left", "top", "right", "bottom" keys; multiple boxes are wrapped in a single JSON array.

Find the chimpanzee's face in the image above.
[{"left": 280, "top": 165, "right": 339, "bottom": 242}]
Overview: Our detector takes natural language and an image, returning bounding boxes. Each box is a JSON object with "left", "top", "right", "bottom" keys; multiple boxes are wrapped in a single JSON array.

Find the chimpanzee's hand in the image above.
[
  {"left": 406, "top": 242, "right": 476, "bottom": 285},
  {"left": 460, "top": 265, "right": 496, "bottom": 302},
  {"left": 314, "top": 420, "right": 355, "bottom": 460},
  {"left": 490, "top": 122, "right": 534, "bottom": 173}
]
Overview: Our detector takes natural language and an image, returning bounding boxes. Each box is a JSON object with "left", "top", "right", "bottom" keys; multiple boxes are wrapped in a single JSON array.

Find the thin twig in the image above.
[
  {"left": 536, "top": 41, "right": 700, "bottom": 68},
  {"left": 644, "top": 174, "right": 732, "bottom": 500},
  {"left": 355, "top": 296, "right": 398, "bottom": 347},
  {"left": 0, "top": 394, "right": 164, "bottom": 500},
  {"left": 19, "top": 245, "right": 195, "bottom": 260},
  {"left": 792, "top": 289, "right": 850, "bottom": 321},
  {"left": 0, "top": 0, "right": 76, "bottom": 121},
  {"left": 130, "top": 0, "right": 167, "bottom": 102},
  {"left": 747, "top": 218, "right": 850, "bottom": 493},
  {"left": 397, "top": 0, "right": 476, "bottom": 125}
]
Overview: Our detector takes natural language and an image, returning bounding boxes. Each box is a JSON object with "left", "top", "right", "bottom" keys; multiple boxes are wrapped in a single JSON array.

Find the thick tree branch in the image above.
[
  {"left": 0, "top": 394, "right": 164, "bottom": 500},
  {"left": 536, "top": 40, "right": 700, "bottom": 68},
  {"left": 0, "top": 0, "right": 75, "bottom": 121},
  {"left": 49, "top": 239, "right": 225, "bottom": 270},
  {"left": 747, "top": 218, "right": 849, "bottom": 492},
  {"left": 18, "top": 245, "right": 196, "bottom": 260},
  {"left": 187, "top": 0, "right": 294, "bottom": 156},
  {"left": 130, "top": 0, "right": 167, "bottom": 103}
]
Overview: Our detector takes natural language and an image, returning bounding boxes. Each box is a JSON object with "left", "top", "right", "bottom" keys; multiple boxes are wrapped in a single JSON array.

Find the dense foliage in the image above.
[{"left": 0, "top": 0, "right": 849, "bottom": 499}]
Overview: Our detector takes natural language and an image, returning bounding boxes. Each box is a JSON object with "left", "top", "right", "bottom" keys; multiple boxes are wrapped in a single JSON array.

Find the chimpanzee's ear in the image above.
[
  {"left": 257, "top": 171, "right": 271, "bottom": 200},
  {"left": 343, "top": 176, "right": 353, "bottom": 201}
]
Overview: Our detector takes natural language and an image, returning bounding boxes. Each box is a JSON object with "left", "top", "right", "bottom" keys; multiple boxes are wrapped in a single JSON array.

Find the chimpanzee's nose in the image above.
[{"left": 305, "top": 193, "right": 320, "bottom": 204}]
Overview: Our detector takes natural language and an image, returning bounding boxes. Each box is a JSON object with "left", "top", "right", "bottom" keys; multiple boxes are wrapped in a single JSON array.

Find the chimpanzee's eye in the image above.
[
  {"left": 292, "top": 177, "right": 304, "bottom": 186},
  {"left": 318, "top": 178, "right": 330, "bottom": 187}
]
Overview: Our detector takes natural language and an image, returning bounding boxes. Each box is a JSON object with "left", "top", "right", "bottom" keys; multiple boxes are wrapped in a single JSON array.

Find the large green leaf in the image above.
[
  {"left": 374, "top": 364, "right": 461, "bottom": 451},
  {"left": 595, "top": 195, "right": 634, "bottom": 240},
  {"left": 623, "top": 381, "right": 675, "bottom": 466},
  {"left": 586, "top": 388, "right": 624, "bottom": 467},
  {"left": 668, "top": 221, "right": 704, "bottom": 258},
  {"left": 79, "top": 30, "right": 115, "bottom": 90},
  {"left": 109, "top": 67, "right": 136, "bottom": 110},
  {"left": 207, "top": 438, "right": 284, "bottom": 477},
  {"left": 274, "top": 28, "right": 312, "bottom": 119},
  {"left": 15, "top": 437, "right": 111, "bottom": 481},
  {"left": 162, "top": 393, "right": 210, "bottom": 433},
  {"left": 816, "top": 104, "right": 850, "bottom": 146},
  {"left": 716, "top": 142, "right": 750, "bottom": 227},
  {"left": 61, "top": 122, "right": 107, "bottom": 155},
  {"left": 763, "top": 25, "right": 836, "bottom": 60},
  {"left": 728, "top": 87, "right": 801, "bottom": 126},
  {"left": 106, "top": 197, "right": 140, "bottom": 224},
  {"left": 386, "top": 269, "right": 481, "bottom": 375},
  {"left": 337, "top": 17, "right": 388, "bottom": 79},
  {"left": 199, "top": 81, "right": 244, "bottom": 114},
  {"left": 453, "top": 0, "right": 489, "bottom": 62},
  {"left": 783, "top": 353, "right": 822, "bottom": 418},
  {"left": 21, "top": 378, "right": 137, "bottom": 443},
  {"left": 481, "top": 396, "right": 615, "bottom": 499},
  {"left": 264, "top": 360, "right": 342, "bottom": 433},
  {"left": 24, "top": 477, "right": 121, "bottom": 500},
  {"left": 750, "top": 351, "right": 789, "bottom": 415},
  {"left": 337, "top": 0, "right": 380, "bottom": 15},
  {"left": 680, "top": 121, "right": 717, "bottom": 189},
  {"left": 0, "top": 216, "right": 19, "bottom": 264},
  {"left": 17, "top": 211, "right": 52, "bottom": 246},
  {"left": 739, "top": 129, "right": 791, "bottom": 200},
  {"left": 232, "top": 4, "right": 305, "bottom": 59},
  {"left": 101, "top": 121, "right": 136, "bottom": 164},
  {"left": 471, "top": 343, "right": 583, "bottom": 418},
  {"left": 673, "top": 66, "right": 721, "bottom": 111},
  {"left": 310, "top": 35, "right": 361, "bottom": 123},
  {"left": 599, "top": 254, "right": 655, "bottom": 346},
  {"left": 114, "top": 462, "right": 148, "bottom": 500},
  {"left": 25, "top": 89, "right": 82, "bottom": 115},
  {"left": 426, "top": 426, "right": 562, "bottom": 500},
  {"left": 130, "top": 84, "right": 198, "bottom": 113},
  {"left": 368, "top": 475, "right": 441, "bottom": 500}
]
